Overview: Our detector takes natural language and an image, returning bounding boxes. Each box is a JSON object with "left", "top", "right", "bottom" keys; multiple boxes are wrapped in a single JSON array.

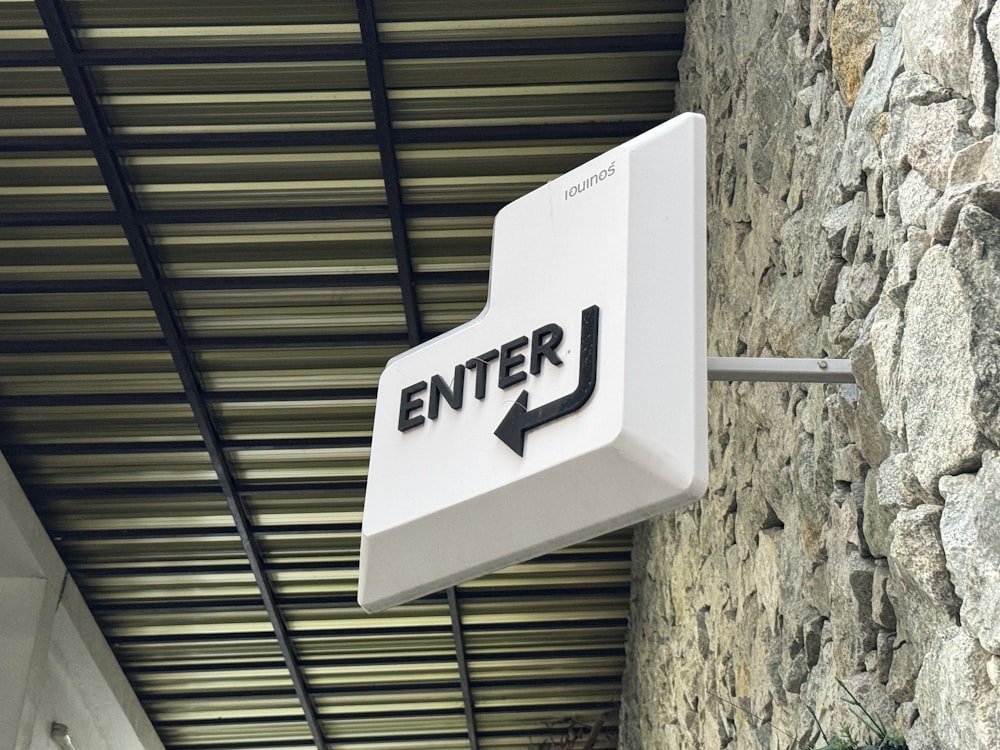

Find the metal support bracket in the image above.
[{"left": 707, "top": 357, "right": 854, "bottom": 384}]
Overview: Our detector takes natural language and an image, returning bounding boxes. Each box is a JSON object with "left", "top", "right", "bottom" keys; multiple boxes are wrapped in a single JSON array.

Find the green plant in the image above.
[
  {"left": 708, "top": 678, "right": 907, "bottom": 750},
  {"left": 808, "top": 680, "right": 908, "bottom": 750}
]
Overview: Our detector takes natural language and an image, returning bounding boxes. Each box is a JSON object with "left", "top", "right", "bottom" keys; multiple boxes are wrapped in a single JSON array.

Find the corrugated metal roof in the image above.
[{"left": 0, "top": 1, "right": 683, "bottom": 747}]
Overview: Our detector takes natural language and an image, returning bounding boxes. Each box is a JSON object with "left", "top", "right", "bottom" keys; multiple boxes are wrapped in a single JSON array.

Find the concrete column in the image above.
[
  {"left": 0, "top": 453, "right": 164, "bottom": 750},
  {"left": 1, "top": 576, "right": 60, "bottom": 750}
]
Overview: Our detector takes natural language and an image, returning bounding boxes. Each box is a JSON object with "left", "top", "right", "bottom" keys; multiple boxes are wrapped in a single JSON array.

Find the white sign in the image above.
[{"left": 358, "top": 114, "right": 707, "bottom": 612}]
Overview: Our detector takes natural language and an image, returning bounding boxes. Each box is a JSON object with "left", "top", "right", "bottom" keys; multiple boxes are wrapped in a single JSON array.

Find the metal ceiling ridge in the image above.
[
  {"left": 0, "top": 388, "right": 377, "bottom": 407},
  {"left": 0, "top": 120, "right": 656, "bottom": 152},
  {"left": 102, "top": 623, "right": 456, "bottom": 645},
  {"left": 53, "top": 525, "right": 363, "bottom": 542},
  {"left": 187, "top": 332, "right": 411, "bottom": 349},
  {"left": 1, "top": 204, "right": 511, "bottom": 227},
  {"left": 2, "top": 332, "right": 410, "bottom": 353},
  {"left": 164, "top": 270, "right": 489, "bottom": 290},
  {"left": 23, "top": 479, "right": 369, "bottom": 498},
  {"left": 0, "top": 276, "right": 440, "bottom": 294}
]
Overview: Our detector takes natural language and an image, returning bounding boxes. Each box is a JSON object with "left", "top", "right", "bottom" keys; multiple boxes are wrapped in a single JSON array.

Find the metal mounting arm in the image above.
[{"left": 707, "top": 357, "right": 854, "bottom": 384}]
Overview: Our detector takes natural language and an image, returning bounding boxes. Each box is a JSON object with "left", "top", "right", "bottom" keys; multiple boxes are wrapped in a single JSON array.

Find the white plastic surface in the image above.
[{"left": 358, "top": 114, "right": 707, "bottom": 612}]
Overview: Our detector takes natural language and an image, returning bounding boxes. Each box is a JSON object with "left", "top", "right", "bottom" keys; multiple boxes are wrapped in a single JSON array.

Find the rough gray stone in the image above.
[
  {"left": 822, "top": 200, "right": 853, "bottom": 254},
  {"left": 831, "top": 0, "right": 882, "bottom": 108},
  {"left": 900, "top": 0, "right": 978, "bottom": 97},
  {"left": 887, "top": 505, "right": 960, "bottom": 646},
  {"left": 949, "top": 136, "right": 993, "bottom": 184},
  {"left": 896, "top": 169, "right": 940, "bottom": 227},
  {"left": 838, "top": 24, "right": 904, "bottom": 191},
  {"left": 888, "top": 70, "right": 957, "bottom": 109},
  {"left": 970, "top": 1, "right": 999, "bottom": 135},
  {"left": 831, "top": 554, "right": 878, "bottom": 674},
  {"left": 868, "top": 628, "right": 895, "bottom": 682},
  {"left": 864, "top": 467, "right": 896, "bottom": 558},
  {"left": 621, "top": 1, "right": 1000, "bottom": 747},
  {"left": 833, "top": 443, "right": 867, "bottom": 483},
  {"left": 886, "top": 640, "right": 921, "bottom": 702},
  {"left": 898, "top": 100, "right": 978, "bottom": 191},
  {"left": 947, "top": 204, "right": 1000, "bottom": 446},
  {"left": 914, "top": 626, "right": 1000, "bottom": 750},
  {"left": 981, "top": 130, "right": 1000, "bottom": 177},
  {"left": 878, "top": 452, "right": 936, "bottom": 510},
  {"left": 881, "top": 229, "right": 932, "bottom": 308},
  {"left": 875, "top": 0, "right": 906, "bottom": 26},
  {"left": 927, "top": 180, "right": 1000, "bottom": 242},
  {"left": 848, "top": 309, "right": 892, "bottom": 468},
  {"left": 986, "top": 2, "right": 1000, "bottom": 130},
  {"left": 868, "top": 302, "right": 904, "bottom": 444},
  {"left": 897, "top": 239, "right": 984, "bottom": 493},
  {"left": 871, "top": 559, "right": 896, "bottom": 629},
  {"left": 940, "top": 451, "right": 1000, "bottom": 654},
  {"left": 838, "top": 247, "right": 886, "bottom": 320}
]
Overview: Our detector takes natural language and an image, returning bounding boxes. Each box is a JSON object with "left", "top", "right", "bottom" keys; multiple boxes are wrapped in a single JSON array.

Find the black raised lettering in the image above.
[
  {"left": 398, "top": 381, "right": 427, "bottom": 431},
  {"left": 428, "top": 365, "right": 465, "bottom": 419},
  {"left": 498, "top": 336, "right": 528, "bottom": 389},
  {"left": 465, "top": 349, "right": 499, "bottom": 400},
  {"left": 529, "top": 323, "right": 563, "bottom": 375}
]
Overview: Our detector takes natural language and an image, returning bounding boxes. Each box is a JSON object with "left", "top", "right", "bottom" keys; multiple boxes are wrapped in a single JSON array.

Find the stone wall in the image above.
[{"left": 620, "top": 1, "right": 1000, "bottom": 748}]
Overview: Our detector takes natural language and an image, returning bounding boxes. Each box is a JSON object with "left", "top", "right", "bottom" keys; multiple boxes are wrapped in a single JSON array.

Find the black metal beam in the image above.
[
  {"left": 0, "top": 279, "right": 147, "bottom": 293},
  {"left": 32, "top": 2, "right": 329, "bottom": 748},
  {"left": 0, "top": 271, "right": 483, "bottom": 294},
  {"left": 0, "top": 33, "right": 682, "bottom": 66},
  {"left": 24, "top": 479, "right": 369, "bottom": 499},
  {"left": 447, "top": 587, "right": 480, "bottom": 750},
  {"left": 0, "top": 393, "right": 190, "bottom": 407},
  {"left": 355, "top": 0, "right": 422, "bottom": 348}
]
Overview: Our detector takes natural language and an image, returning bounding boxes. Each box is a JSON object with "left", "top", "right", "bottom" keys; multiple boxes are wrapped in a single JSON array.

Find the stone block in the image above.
[
  {"left": 886, "top": 640, "right": 920, "bottom": 702},
  {"left": 898, "top": 239, "right": 984, "bottom": 493},
  {"left": 887, "top": 505, "right": 960, "bottom": 650},
  {"left": 831, "top": 554, "right": 878, "bottom": 673},
  {"left": 926, "top": 180, "right": 1000, "bottom": 242},
  {"left": 896, "top": 169, "right": 940, "bottom": 228},
  {"left": 872, "top": 559, "right": 897, "bottom": 629},
  {"left": 915, "top": 626, "right": 1000, "bottom": 750},
  {"left": 949, "top": 137, "right": 993, "bottom": 185},
  {"left": 831, "top": 0, "right": 881, "bottom": 107},
  {"left": 864, "top": 467, "right": 896, "bottom": 558},
  {"left": 838, "top": 23, "right": 903, "bottom": 191},
  {"left": 947, "top": 205, "right": 1000, "bottom": 447},
  {"left": 900, "top": 0, "right": 978, "bottom": 97},
  {"left": 940, "top": 451, "right": 1000, "bottom": 654},
  {"left": 907, "top": 100, "right": 978, "bottom": 191}
]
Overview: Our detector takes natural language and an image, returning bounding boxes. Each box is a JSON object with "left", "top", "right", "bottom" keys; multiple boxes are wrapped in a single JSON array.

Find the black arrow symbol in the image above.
[{"left": 494, "top": 305, "right": 600, "bottom": 456}]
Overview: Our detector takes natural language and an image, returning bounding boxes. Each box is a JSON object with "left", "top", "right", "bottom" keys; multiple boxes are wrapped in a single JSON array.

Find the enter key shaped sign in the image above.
[{"left": 358, "top": 114, "right": 707, "bottom": 613}]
